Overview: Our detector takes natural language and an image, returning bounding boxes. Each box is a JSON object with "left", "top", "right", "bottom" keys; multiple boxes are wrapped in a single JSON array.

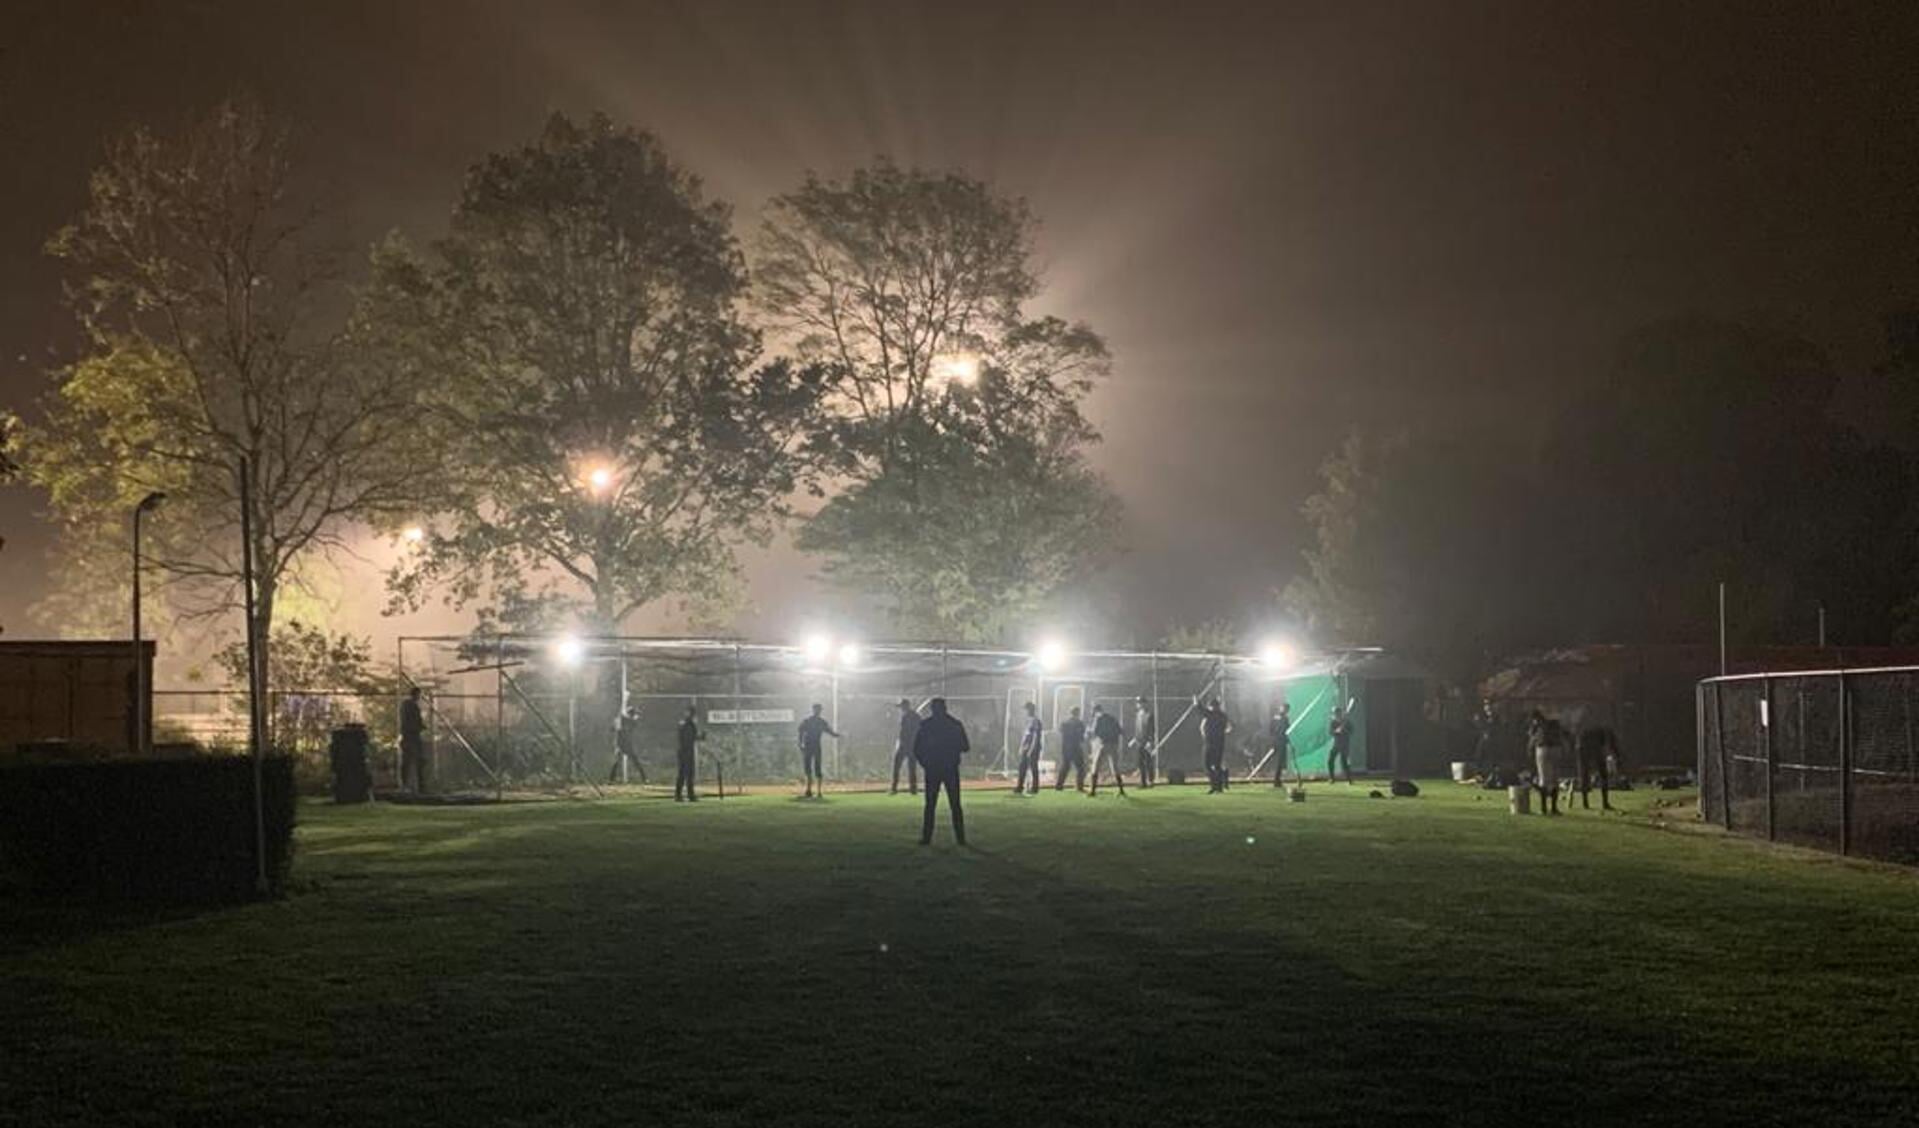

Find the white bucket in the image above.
[
  {"left": 1508, "top": 785, "right": 1532, "bottom": 815},
  {"left": 1450, "top": 761, "right": 1470, "bottom": 782}
]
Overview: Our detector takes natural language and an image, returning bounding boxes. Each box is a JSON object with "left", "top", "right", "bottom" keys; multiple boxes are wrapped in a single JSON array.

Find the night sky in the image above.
[{"left": 4, "top": 1, "right": 1918, "bottom": 644}]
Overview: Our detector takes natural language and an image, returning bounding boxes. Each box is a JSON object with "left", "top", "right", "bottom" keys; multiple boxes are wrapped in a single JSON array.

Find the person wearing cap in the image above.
[
  {"left": 912, "top": 697, "right": 970, "bottom": 845},
  {"left": 1015, "top": 700, "right": 1044, "bottom": 795},
  {"left": 1269, "top": 701, "right": 1292, "bottom": 787},
  {"left": 891, "top": 698, "right": 922, "bottom": 795},
  {"left": 1132, "top": 696, "right": 1157, "bottom": 788},
  {"left": 674, "top": 704, "right": 702, "bottom": 802}
]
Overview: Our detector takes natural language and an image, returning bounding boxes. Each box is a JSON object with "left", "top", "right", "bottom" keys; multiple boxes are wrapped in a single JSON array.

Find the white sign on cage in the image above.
[{"left": 706, "top": 709, "right": 797, "bottom": 724}]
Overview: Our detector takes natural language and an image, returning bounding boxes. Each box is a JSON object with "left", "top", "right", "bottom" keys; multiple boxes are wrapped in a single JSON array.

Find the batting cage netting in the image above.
[
  {"left": 385, "top": 637, "right": 1385, "bottom": 793},
  {"left": 1699, "top": 667, "right": 1919, "bottom": 864}
]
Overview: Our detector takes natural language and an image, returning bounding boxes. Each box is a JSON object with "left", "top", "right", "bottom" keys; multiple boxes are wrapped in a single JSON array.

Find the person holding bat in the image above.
[{"left": 1327, "top": 704, "right": 1355, "bottom": 784}]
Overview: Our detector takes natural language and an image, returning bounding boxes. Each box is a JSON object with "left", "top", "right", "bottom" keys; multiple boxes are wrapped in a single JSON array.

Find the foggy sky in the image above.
[{"left": 4, "top": 0, "right": 1917, "bottom": 649}]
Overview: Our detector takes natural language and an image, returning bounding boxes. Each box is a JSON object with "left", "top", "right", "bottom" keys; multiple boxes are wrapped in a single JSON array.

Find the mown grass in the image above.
[{"left": 4, "top": 780, "right": 1917, "bottom": 1126}]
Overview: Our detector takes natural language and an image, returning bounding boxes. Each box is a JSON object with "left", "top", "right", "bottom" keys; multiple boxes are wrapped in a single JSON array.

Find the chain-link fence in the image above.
[{"left": 1699, "top": 668, "right": 1919, "bottom": 863}]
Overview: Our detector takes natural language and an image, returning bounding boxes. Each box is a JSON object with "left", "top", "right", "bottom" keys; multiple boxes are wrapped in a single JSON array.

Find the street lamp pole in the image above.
[{"left": 132, "top": 491, "right": 167, "bottom": 755}]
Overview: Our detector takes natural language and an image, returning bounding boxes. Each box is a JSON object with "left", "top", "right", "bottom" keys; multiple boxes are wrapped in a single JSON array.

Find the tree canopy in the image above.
[
  {"left": 368, "top": 114, "right": 834, "bottom": 631},
  {"left": 755, "top": 163, "right": 1120, "bottom": 641}
]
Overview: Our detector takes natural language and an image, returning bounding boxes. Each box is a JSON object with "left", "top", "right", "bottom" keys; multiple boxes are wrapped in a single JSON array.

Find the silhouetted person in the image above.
[
  {"left": 1089, "top": 703, "right": 1127, "bottom": 796},
  {"left": 1327, "top": 707, "right": 1354, "bottom": 784},
  {"left": 891, "top": 699, "right": 922, "bottom": 795},
  {"left": 913, "top": 696, "right": 969, "bottom": 845},
  {"left": 1016, "top": 701, "right": 1044, "bottom": 795},
  {"left": 399, "top": 687, "right": 428, "bottom": 793},
  {"left": 1270, "top": 701, "right": 1293, "bottom": 787},
  {"left": 797, "top": 703, "right": 839, "bottom": 798},
  {"left": 608, "top": 704, "right": 644, "bottom": 784},
  {"left": 1132, "top": 696, "right": 1157, "bottom": 788},
  {"left": 1574, "top": 724, "right": 1619, "bottom": 811},
  {"left": 1528, "top": 709, "right": 1566, "bottom": 815},
  {"left": 1472, "top": 699, "right": 1498, "bottom": 769},
  {"left": 1054, "top": 705, "right": 1088, "bottom": 791},
  {"left": 675, "top": 705, "right": 702, "bottom": 802},
  {"left": 1197, "top": 696, "right": 1231, "bottom": 792}
]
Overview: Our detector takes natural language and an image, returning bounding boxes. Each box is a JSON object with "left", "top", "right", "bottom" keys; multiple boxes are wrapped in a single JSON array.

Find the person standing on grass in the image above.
[
  {"left": 1574, "top": 723, "right": 1619, "bottom": 812},
  {"left": 399, "top": 686, "right": 428, "bottom": 794},
  {"left": 1089, "top": 704, "right": 1127, "bottom": 796},
  {"left": 1016, "top": 701, "right": 1044, "bottom": 795},
  {"left": 797, "top": 703, "right": 839, "bottom": 798},
  {"left": 608, "top": 704, "right": 645, "bottom": 784},
  {"left": 1269, "top": 701, "right": 1293, "bottom": 787},
  {"left": 891, "top": 699, "right": 922, "bottom": 796},
  {"left": 1054, "top": 705, "right": 1089, "bottom": 791},
  {"left": 1528, "top": 709, "right": 1567, "bottom": 815},
  {"left": 675, "top": 705, "right": 703, "bottom": 802},
  {"left": 1197, "top": 696, "right": 1232, "bottom": 792},
  {"left": 1326, "top": 706, "right": 1355, "bottom": 783},
  {"left": 913, "top": 696, "right": 969, "bottom": 846},
  {"left": 1132, "top": 696, "right": 1157, "bottom": 788}
]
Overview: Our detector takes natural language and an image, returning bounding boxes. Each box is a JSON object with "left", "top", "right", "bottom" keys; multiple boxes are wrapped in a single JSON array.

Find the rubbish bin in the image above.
[
  {"left": 329, "top": 723, "right": 373, "bottom": 805},
  {"left": 1507, "top": 784, "right": 1532, "bottom": 816}
]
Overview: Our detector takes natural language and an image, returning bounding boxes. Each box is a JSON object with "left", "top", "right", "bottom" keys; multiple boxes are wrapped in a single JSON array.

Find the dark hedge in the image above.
[{"left": 0, "top": 755, "right": 295, "bottom": 903}]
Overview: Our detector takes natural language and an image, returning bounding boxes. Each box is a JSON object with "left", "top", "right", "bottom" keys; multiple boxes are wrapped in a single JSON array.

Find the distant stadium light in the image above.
[
  {"left": 1259, "top": 641, "right": 1297, "bottom": 671},
  {"left": 837, "top": 642, "right": 864, "bottom": 669},
  {"left": 801, "top": 633, "right": 833, "bottom": 665},
  {"left": 551, "top": 634, "right": 587, "bottom": 667},
  {"left": 1035, "top": 639, "right": 1069, "bottom": 673}
]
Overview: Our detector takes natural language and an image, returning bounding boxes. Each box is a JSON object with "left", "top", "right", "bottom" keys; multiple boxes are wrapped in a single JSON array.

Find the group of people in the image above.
[{"left": 1477, "top": 702, "right": 1620, "bottom": 815}]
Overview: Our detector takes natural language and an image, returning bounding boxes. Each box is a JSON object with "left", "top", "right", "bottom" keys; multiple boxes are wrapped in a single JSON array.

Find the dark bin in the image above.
[{"left": 329, "top": 723, "right": 373, "bottom": 804}]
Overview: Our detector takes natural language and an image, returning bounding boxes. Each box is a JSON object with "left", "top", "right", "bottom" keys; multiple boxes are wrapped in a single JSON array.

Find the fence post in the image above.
[
  {"left": 1839, "top": 671, "right": 1852, "bottom": 857},
  {"left": 1713, "top": 681, "right": 1731, "bottom": 830},
  {"left": 1763, "top": 677, "right": 1775, "bottom": 842}
]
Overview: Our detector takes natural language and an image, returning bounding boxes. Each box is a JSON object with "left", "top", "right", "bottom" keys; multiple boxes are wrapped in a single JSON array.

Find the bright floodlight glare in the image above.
[
  {"left": 801, "top": 633, "right": 833, "bottom": 665},
  {"left": 837, "top": 642, "right": 863, "bottom": 668},
  {"left": 401, "top": 525, "right": 426, "bottom": 544},
  {"left": 552, "top": 634, "right": 586, "bottom": 667},
  {"left": 585, "top": 465, "right": 616, "bottom": 494},
  {"left": 1259, "top": 641, "right": 1297, "bottom": 670},
  {"left": 1035, "top": 639, "right": 1068, "bottom": 673},
  {"left": 934, "top": 353, "right": 980, "bottom": 386}
]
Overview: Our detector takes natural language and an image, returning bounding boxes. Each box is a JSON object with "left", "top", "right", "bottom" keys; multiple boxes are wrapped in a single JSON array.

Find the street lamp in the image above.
[{"left": 132, "top": 491, "right": 167, "bottom": 755}]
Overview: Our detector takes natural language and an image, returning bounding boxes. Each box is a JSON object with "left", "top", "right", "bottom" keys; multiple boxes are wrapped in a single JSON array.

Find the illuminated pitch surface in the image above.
[{"left": 6, "top": 785, "right": 1917, "bottom": 1126}]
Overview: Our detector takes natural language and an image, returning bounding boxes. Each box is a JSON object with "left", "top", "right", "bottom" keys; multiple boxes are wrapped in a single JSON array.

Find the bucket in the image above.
[
  {"left": 1507, "top": 785, "right": 1531, "bottom": 816},
  {"left": 1450, "top": 761, "right": 1469, "bottom": 782}
]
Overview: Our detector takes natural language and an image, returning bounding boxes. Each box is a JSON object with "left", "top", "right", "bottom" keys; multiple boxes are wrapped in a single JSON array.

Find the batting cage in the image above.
[{"left": 395, "top": 636, "right": 1391, "bottom": 793}]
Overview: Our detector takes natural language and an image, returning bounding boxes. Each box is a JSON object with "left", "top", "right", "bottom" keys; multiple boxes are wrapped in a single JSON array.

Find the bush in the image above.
[{"left": 0, "top": 755, "right": 296, "bottom": 903}]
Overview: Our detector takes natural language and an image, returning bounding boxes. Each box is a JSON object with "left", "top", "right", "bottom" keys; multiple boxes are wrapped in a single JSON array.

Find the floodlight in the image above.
[
  {"left": 585, "top": 464, "right": 616, "bottom": 495},
  {"left": 801, "top": 633, "right": 833, "bottom": 665},
  {"left": 837, "top": 642, "right": 864, "bottom": 669},
  {"left": 1035, "top": 639, "right": 1068, "bottom": 673},
  {"left": 401, "top": 525, "right": 426, "bottom": 544},
  {"left": 551, "top": 634, "right": 587, "bottom": 667},
  {"left": 933, "top": 352, "right": 980, "bottom": 386},
  {"left": 1259, "top": 641, "right": 1297, "bottom": 670}
]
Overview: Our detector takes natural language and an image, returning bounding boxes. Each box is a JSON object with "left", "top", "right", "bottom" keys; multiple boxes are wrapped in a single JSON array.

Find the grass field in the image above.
[{"left": 5, "top": 780, "right": 1919, "bottom": 1126}]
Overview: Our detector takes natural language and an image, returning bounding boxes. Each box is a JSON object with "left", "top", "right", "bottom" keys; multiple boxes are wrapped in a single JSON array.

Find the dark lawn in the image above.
[{"left": 4, "top": 781, "right": 1917, "bottom": 1126}]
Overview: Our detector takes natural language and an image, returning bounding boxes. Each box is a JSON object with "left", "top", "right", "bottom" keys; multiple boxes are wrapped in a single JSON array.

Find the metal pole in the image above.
[
  {"left": 1763, "top": 677, "right": 1776, "bottom": 842},
  {"left": 831, "top": 670, "right": 840, "bottom": 782},
  {"left": 1151, "top": 651, "right": 1160, "bottom": 779},
  {"left": 237, "top": 457, "right": 268, "bottom": 894},
  {"left": 1718, "top": 581, "right": 1728, "bottom": 676},
  {"left": 1818, "top": 604, "right": 1827, "bottom": 650},
  {"left": 1839, "top": 671, "right": 1852, "bottom": 857},
  {"left": 1712, "top": 681, "right": 1731, "bottom": 831},
  {"left": 730, "top": 644, "right": 743, "bottom": 800},
  {"left": 940, "top": 645, "right": 949, "bottom": 696}
]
